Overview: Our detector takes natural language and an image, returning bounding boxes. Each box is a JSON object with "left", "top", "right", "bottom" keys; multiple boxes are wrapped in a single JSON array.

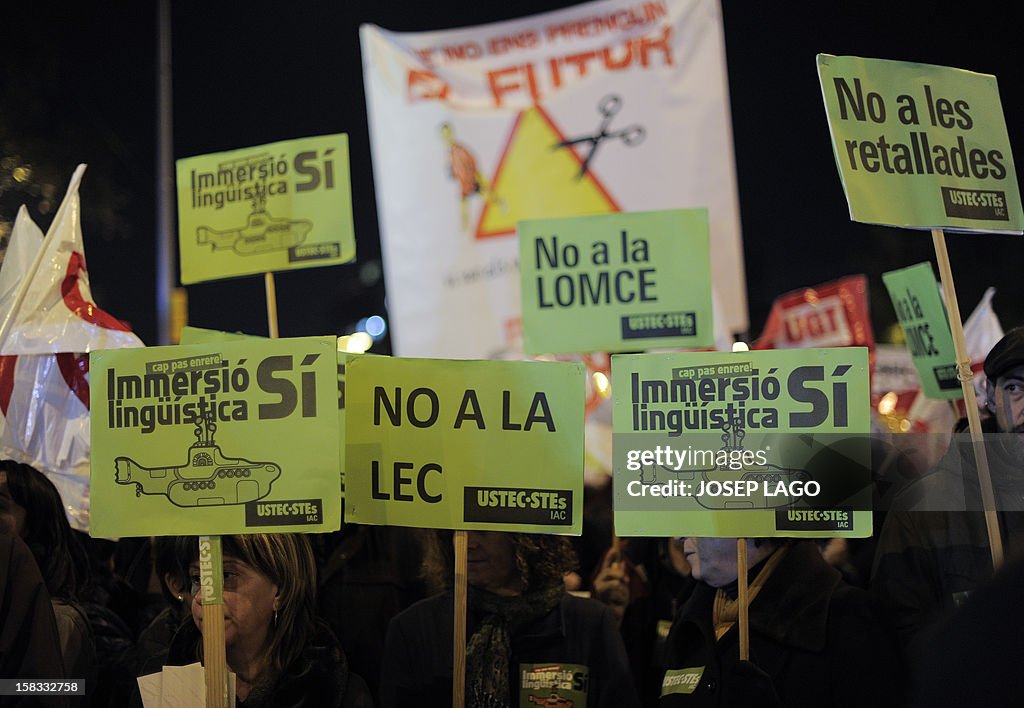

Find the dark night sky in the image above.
[{"left": 3, "top": 0, "right": 1021, "bottom": 349}]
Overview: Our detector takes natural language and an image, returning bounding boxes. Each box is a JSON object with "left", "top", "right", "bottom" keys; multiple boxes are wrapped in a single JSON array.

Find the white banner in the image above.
[{"left": 362, "top": 0, "right": 746, "bottom": 357}]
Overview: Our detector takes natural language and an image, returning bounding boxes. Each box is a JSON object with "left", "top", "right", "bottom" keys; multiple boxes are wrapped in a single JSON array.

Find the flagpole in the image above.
[{"left": 0, "top": 164, "right": 87, "bottom": 353}]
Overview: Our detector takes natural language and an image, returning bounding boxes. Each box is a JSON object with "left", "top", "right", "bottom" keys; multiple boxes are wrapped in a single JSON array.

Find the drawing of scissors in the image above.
[{"left": 554, "top": 94, "right": 646, "bottom": 178}]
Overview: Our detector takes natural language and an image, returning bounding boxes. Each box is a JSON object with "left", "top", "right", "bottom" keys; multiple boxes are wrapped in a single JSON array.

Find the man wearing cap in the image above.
[{"left": 872, "top": 327, "right": 1024, "bottom": 668}]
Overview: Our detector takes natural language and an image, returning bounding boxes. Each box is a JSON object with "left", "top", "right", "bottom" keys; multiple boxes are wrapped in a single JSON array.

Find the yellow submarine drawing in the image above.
[
  {"left": 197, "top": 208, "right": 312, "bottom": 255},
  {"left": 527, "top": 694, "right": 575, "bottom": 707},
  {"left": 115, "top": 417, "right": 281, "bottom": 507},
  {"left": 639, "top": 417, "right": 812, "bottom": 510}
]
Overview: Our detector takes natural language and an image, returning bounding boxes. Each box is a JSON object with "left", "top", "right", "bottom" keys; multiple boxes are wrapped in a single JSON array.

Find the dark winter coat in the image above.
[
  {"left": 910, "top": 556, "right": 1024, "bottom": 707},
  {"left": 0, "top": 534, "right": 69, "bottom": 708},
  {"left": 317, "top": 525, "right": 431, "bottom": 704},
  {"left": 617, "top": 542, "right": 696, "bottom": 708},
  {"left": 871, "top": 421, "right": 1024, "bottom": 662},
  {"left": 380, "top": 590, "right": 640, "bottom": 708},
  {"left": 660, "top": 542, "right": 900, "bottom": 707},
  {"left": 134, "top": 620, "right": 373, "bottom": 708}
]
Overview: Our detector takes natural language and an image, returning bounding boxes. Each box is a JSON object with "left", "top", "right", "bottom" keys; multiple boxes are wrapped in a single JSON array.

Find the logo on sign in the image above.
[
  {"left": 244, "top": 498, "right": 323, "bottom": 527},
  {"left": 621, "top": 311, "right": 696, "bottom": 340},
  {"left": 288, "top": 242, "right": 341, "bottom": 263},
  {"left": 941, "top": 186, "right": 1009, "bottom": 221},
  {"left": 774, "top": 507, "right": 852, "bottom": 531},
  {"left": 932, "top": 364, "right": 961, "bottom": 390},
  {"left": 776, "top": 296, "right": 851, "bottom": 348},
  {"left": 198, "top": 538, "right": 217, "bottom": 603},
  {"left": 464, "top": 487, "right": 573, "bottom": 525}
]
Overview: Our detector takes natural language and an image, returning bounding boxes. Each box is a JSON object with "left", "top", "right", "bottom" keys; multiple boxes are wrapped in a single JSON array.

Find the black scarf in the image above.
[{"left": 465, "top": 584, "right": 565, "bottom": 707}]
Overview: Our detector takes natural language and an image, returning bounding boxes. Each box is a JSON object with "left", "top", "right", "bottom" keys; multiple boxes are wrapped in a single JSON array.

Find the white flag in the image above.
[
  {"left": 964, "top": 286, "right": 1004, "bottom": 410},
  {"left": 0, "top": 166, "right": 143, "bottom": 529},
  {"left": 964, "top": 287, "right": 1003, "bottom": 365},
  {"left": 0, "top": 167, "right": 142, "bottom": 354}
]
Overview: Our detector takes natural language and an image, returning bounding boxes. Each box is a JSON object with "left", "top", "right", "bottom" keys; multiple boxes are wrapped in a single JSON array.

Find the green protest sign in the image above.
[
  {"left": 612, "top": 348, "right": 871, "bottom": 538},
  {"left": 345, "top": 356, "right": 584, "bottom": 533},
  {"left": 882, "top": 263, "right": 961, "bottom": 400},
  {"left": 179, "top": 326, "right": 261, "bottom": 345},
  {"left": 179, "top": 326, "right": 350, "bottom": 505},
  {"left": 177, "top": 134, "right": 356, "bottom": 284},
  {"left": 817, "top": 54, "right": 1022, "bottom": 234},
  {"left": 519, "top": 663, "right": 589, "bottom": 707},
  {"left": 518, "top": 209, "right": 714, "bottom": 354},
  {"left": 336, "top": 352, "right": 348, "bottom": 501},
  {"left": 90, "top": 336, "right": 341, "bottom": 537}
]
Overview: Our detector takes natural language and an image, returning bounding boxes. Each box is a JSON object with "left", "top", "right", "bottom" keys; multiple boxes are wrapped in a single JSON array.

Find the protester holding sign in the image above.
[
  {"left": 380, "top": 530, "right": 639, "bottom": 707},
  {"left": 142, "top": 534, "right": 372, "bottom": 708},
  {"left": 660, "top": 538, "right": 900, "bottom": 706},
  {"left": 872, "top": 327, "right": 1024, "bottom": 664}
]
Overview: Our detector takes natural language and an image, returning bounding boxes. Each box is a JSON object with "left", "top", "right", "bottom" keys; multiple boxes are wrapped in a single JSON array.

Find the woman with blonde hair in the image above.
[{"left": 161, "top": 534, "right": 372, "bottom": 707}]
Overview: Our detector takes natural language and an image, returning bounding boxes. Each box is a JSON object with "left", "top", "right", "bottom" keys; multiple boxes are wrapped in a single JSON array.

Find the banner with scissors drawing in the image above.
[{"left": 362, "top": 0, "right": 746, "bottom": 358}]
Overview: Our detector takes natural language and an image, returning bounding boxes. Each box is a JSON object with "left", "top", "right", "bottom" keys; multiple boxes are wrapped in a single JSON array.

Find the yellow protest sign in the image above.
[
  {"left": 176, "top": 134, "right": 356, "bottom": 284},
  {"left": 345, "top": 356, "right": 584, "bottom": 533},
  {"left": 90, "top": 337, "right": 342, "bottom": 537}
]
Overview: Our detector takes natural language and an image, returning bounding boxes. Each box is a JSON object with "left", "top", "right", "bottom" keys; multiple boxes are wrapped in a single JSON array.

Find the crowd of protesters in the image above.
[{"left": 4, "top": 329, "right": 1024, "bottom": 706}]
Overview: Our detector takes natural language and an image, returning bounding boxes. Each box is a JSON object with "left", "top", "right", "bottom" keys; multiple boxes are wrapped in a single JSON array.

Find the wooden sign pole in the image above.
[
  {"left": 730, "top": 343, "right": 751, "bottom": 660},
  {"left": 931, "top": 228, "right": 1004, "bottom": 569},
  {"left": 265, "top": 272, "right": 280, "bottom": 339},
  {"left": 205, "top": 274, "right": 280, "bottom": 707},
  {"left": 200, "top": 536, "right": 229, "bottom": 708},
  {"left": 452, "top": 530, "right": 468, "bottom": 708},
  {"left": 736, "top": 538, "right": 750, "bottom": 661}
]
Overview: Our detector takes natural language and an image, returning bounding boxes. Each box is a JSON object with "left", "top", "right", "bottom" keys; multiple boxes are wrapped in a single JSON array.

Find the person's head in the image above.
[
  {"left": 665, "top": 537, "right": 691, "bottom": 577},
  {"left": 426, "top": 530, "right": 577, "bottom": 596},
  {"left": 682, "top": 537, "right": 778, "bottom": 588},
  {"left": 466, "top": 531, "right": 522, "bottom": 595},
  {"left": 0, "top": 465, "right": 27, "bottom": 538},
  {"left": 0, "top": 460, "right": 86, "bottom": 600},
  {"left": 185, "top": 534, "right": 317, "bottom": 676},
  {"left": 985, "top": 329, "right": 1024, "bottom": 434},
  {"left": 153, "top": 536, "right": 191, "bottom": 606}
]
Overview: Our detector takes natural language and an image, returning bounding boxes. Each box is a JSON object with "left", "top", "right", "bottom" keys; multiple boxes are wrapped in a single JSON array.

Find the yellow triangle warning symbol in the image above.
[{"left": 475, "top": 104, "right": 621, "bottom": 240}]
